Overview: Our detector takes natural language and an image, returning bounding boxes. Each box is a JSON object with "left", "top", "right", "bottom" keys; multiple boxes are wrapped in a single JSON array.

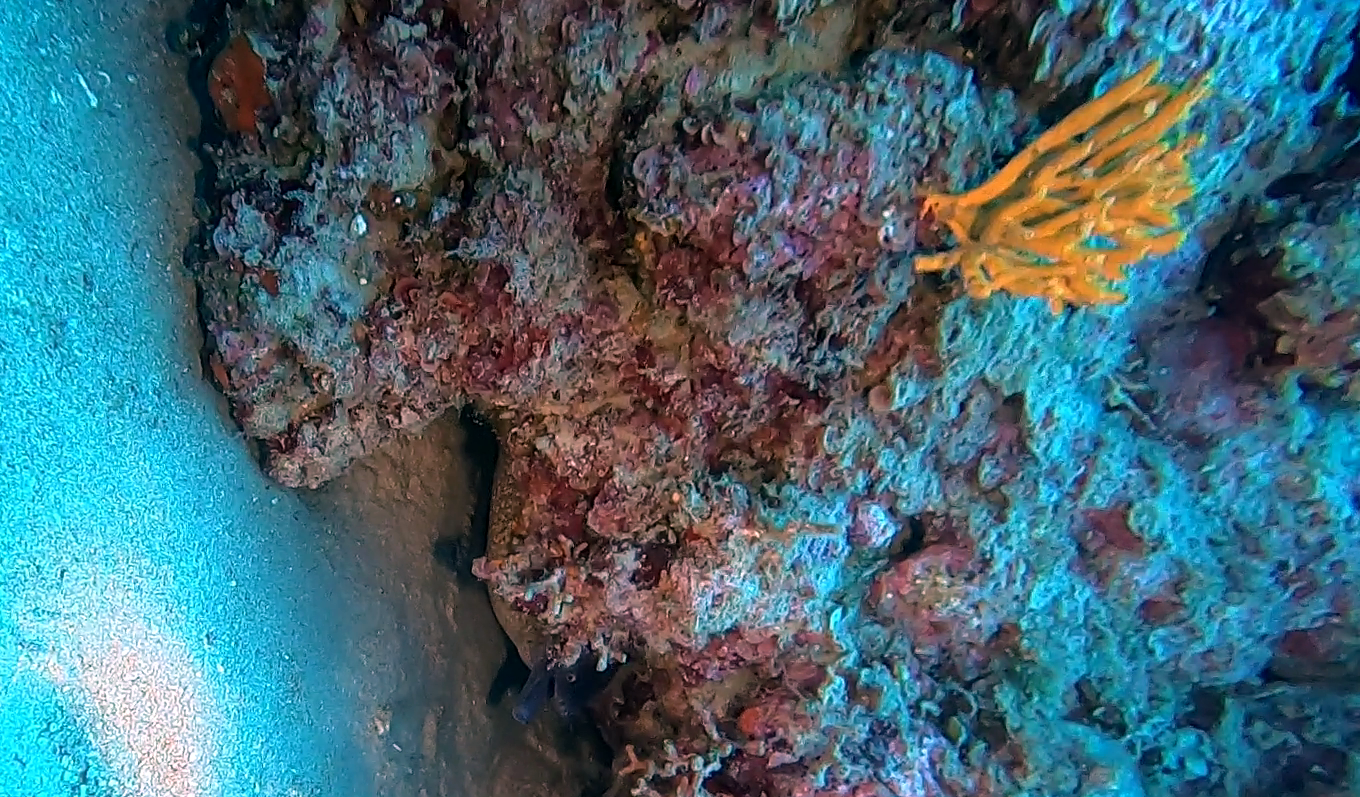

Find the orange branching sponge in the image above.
[{"left": 914, "top": 62, "right": 1208, "bottom": 313}]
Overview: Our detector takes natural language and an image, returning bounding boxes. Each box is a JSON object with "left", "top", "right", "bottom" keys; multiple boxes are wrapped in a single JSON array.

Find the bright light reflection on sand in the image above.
[{"left": 22, "top": 584, "right": 215, "bottom": 797}]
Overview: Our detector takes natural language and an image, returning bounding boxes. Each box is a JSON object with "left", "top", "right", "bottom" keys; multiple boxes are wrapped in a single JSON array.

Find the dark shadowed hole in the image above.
[
  {"left": 886, "top": 513, "right": 927, "bottom": 562},
  {"left": 434, "top": 406, "right": 530, "bottom": 710},
  {"left": 1183, "top": 687, "right": 1224, "bottom": 731},
  {"left": 432, "top": 405, "right": 499, "bottom": 586}
]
